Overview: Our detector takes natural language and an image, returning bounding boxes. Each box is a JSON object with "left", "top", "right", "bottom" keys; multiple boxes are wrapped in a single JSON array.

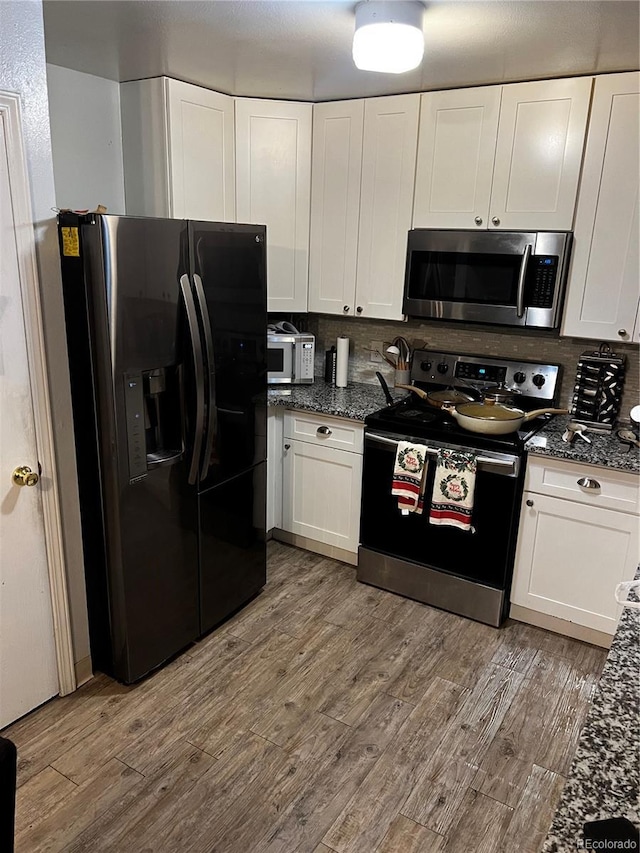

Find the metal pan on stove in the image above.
[{"left": 394, "top": 384, "right": 477, "bottom": 408}]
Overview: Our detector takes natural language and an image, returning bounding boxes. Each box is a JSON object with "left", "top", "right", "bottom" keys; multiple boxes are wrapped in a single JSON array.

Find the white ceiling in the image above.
[{"left": 43, "top": 0, "right": 640, "bottom": 102}]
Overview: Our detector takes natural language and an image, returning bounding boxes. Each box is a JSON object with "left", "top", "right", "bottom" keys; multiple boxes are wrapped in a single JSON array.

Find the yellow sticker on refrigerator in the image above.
[{"left": 61, "top": 226, "right": 80, "bottom": 257}]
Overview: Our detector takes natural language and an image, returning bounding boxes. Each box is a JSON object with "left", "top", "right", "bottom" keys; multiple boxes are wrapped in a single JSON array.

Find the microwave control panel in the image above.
[
  {"left": 527, "top": 256, "right": 558, "bottom": 308},
  {"left": 298, "top": 342, "right": 315, "bottom": 381}
]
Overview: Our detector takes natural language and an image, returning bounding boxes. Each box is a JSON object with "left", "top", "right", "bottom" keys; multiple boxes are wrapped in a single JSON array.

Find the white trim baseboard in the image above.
[
  {"left": 272, "top": 529, "right": 358, "bottom": 566},
  {"left": 509, "top": 603, "right": 613, "bottom": 649},
  {"left": 74, "top": 656, "right": 94, "bottom": 688},
  {"left": 1, "top": 91, "right": 76, "bottom": 696}
]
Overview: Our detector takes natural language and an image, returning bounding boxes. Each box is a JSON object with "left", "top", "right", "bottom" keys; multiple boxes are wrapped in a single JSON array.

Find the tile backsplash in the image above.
[{"left": 294, "top": 314, "right": 639, "bottom": 423}]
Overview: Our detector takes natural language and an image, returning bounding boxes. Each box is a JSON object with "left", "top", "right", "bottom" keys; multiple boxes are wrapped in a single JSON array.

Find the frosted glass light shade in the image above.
[{"left": 353, "top": 1, "right": 424, "bottom": 74}]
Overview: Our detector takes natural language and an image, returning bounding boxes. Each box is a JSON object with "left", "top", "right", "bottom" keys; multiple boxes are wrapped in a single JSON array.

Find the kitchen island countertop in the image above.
[
  {"left": 267, "top": 380, "right": 403, "bottom": 422},
  {"left": 525, "top": 415, "right": 640, "bottom": 474},
  {"left": 542, "top": 569, "right": 640, "bottom": 852}
]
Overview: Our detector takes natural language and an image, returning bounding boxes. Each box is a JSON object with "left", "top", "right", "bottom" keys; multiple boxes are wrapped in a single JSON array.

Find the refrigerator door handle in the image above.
[
  {"left": 192, "top": 273, "right": 217, "bottom": 482},
  {"left": 180, "top": 274, "right": 205, "bottom": 486}
]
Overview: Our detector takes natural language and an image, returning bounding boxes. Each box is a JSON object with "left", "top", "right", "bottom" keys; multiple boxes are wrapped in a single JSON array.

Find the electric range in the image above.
[{"left": 358, "top": 349, "right": 562, "bottom": 627}]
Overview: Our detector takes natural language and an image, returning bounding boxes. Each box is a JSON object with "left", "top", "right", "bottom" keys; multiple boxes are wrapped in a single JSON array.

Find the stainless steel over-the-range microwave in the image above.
[{"left": 402, "top": 229, "right": 573, "bottom": 330}]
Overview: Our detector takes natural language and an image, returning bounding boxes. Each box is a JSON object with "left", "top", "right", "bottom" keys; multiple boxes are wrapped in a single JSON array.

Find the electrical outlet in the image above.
[{"left": 370, "top": 340, "right": 384, "bottom": 363}]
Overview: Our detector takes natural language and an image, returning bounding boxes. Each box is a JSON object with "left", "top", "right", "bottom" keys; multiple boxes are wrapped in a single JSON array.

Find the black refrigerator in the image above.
[{"left": 57, "top": 213, "right": 267, "bottom": 684}]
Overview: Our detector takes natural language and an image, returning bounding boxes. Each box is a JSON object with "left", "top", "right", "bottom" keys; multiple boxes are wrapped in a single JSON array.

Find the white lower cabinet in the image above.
[
  {"left": 267, "top": 409, "right": 283, "bottom": 533},
  {"left": 511, "top": 456, "right": 640, "bottom": 637},
  {"left": 280, "top": 411, "right": 363, "bottom": 557}
]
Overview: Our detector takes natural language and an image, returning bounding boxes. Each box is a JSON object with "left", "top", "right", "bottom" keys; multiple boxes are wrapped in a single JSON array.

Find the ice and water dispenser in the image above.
[{"left": 124, "top": 366, "right": 183, "bottom": 481}]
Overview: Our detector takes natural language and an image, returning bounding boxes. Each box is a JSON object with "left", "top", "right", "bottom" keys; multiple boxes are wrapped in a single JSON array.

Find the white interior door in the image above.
[{"left": 0, "top": 105, "right": 58, "bottom": 728}]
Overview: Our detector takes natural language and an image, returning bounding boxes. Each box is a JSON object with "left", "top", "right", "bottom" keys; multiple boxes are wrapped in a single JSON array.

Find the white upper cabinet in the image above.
[
  {"left": 235, "top": 99, "right": 312, "bottom": 313},
  {"left": 562, "top": 72, "right": 640, "bottom": 343},
  {"left": 308, "top": 100, "right": 364, "bottom": 316},
  {"left": 308, "top": 94, "right": 419, "bottom": 320},
  {"left": 413, "top": 86, "right": 500, "bottom": 229},
  {"left": 491, "top": 77, "right": 592, "bottom": 230},
  {"left": 413, "top": 77, "right": 592, "bottom": 231},
  {"left": 121, "top": 77, "right": 235, "bottom": 221},
  {"left": 355, "top": 94, "right": 420, "bottom": 320},
  {"left": 166, "top": 80, "right": 235, "bottom": 221}
]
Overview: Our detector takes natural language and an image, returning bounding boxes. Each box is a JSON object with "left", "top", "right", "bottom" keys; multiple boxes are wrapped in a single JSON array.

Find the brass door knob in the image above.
[{"left": 13, "top": 465, "right": 39, "bottom": 487}]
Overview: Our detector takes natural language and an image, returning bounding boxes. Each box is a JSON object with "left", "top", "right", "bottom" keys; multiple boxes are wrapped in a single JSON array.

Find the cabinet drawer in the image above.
[
  {"left": 284, "top": 410, "right": 364, "bottom": 453},
  {"left": 526, "top": 455, "right": 639, "bottom": 514}
]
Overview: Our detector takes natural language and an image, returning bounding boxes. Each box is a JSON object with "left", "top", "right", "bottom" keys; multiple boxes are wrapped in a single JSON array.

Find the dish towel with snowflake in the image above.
[
  {"left": 429, "top": 448, "right": 477, "bottom": 531},
  {"left": 391, "top": 441, "right": 429, "bottom": 514}
]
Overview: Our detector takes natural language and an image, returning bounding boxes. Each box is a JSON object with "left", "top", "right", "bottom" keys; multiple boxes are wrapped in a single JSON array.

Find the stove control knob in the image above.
[
  {"left": 513, "top": 371, "right": 526, "bottom": 384},
  {"left": 437, "top": 362, "right": 449, "bottom": 375},
  {"left": 532, "top": 373, "right": 546, "bottom": 388},
  {"left": 420, "top": 360, "right": 432, "bottom": 372}
]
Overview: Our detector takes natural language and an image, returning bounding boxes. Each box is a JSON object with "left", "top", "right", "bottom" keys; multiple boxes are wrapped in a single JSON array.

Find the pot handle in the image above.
[
  {"left": 522, "top": 407, "right": 568, "bottom": 422},
  {"left": 394, "top": 384, "right": 429, "bottom": 400}
]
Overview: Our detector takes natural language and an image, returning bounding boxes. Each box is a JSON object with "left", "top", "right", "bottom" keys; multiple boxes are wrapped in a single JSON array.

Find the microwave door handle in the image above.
[
  {"left": 192, "top": 273, "right": 217, "bottom": 481},
  {"left": 180, "top": 274, "right": 205, "bottom": 486},
  {"left": 516, "top": 244, "right": 532, "bottom": 319}
]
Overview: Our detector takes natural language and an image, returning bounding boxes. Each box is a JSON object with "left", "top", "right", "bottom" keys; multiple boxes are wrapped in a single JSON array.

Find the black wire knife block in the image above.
[{"left": 571, "top": 343, "right": 626, "bottom": 430}]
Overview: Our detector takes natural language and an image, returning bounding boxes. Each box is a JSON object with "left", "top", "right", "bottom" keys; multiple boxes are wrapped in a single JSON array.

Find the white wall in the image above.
[
  {"left": 0, "top": 1, "right": 91, "bottom": 673},
  {"left": 46, "top": 64, "right": 126, "bottom": 214}
]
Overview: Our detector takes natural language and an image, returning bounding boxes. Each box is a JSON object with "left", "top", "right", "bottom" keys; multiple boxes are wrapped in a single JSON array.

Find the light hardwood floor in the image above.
[{"left": 4, "top": 541, "right": 606, "bottom": 853}]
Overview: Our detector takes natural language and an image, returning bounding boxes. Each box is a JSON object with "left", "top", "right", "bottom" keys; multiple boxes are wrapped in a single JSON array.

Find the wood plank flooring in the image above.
[{"left": 4, "top": 541, "right": 607, "bottom": 853}]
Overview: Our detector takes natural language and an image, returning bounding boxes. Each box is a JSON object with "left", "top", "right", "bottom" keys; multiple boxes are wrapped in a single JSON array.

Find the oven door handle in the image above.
[
  {"left": 365, "top": 432, "right": 519, "bottom": 476},
  {"left": 516, "top": 243, "right": 532, "bottom": 319}
]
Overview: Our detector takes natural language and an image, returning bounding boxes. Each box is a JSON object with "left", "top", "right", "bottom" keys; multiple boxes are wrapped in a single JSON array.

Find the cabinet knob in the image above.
[
  {"left": 474, "top": 216, "right": 483, "bottom": 226},
  {"left": 284, "top": 443, "right": 290, "bottom": 451},
  {"left": 577, "top": 477, "right": 600, "bottom": 490},
  {"left": 343, "top": 305, "right": 350, "bottom": 313},
  {"left": 491, "top": 216, "right": 500, "bottom": 226},
  {"left": 526, "top": 499, "right": 534, "bottom": 507},
  {"left": 618, "top": 329, "right": 628, "bottom": 337},
  {"left": 356, "top": 306, "right": 363, "bottom": 314},
  {"left": 316, "top": 426, "right": 332, "bottom": 437}
]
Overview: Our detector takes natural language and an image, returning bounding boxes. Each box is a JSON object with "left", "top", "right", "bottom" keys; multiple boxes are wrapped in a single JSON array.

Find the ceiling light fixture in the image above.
[{"left": 352, "top": 0, "right": 425, "bottom": 74}]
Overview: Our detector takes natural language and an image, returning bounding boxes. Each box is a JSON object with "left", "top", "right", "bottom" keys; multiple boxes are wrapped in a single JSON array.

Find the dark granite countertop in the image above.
[
  {"left": 525, "top": 415, "right": 640, "bottom": 474},
  {"left": 267, "top": 380, "right": 404, "bottom": 422},
  {"left": 269, "top": 387, "right": 640, "bottom": 475},
  {"left": 543, "top": 569, "right": 640, "bottom": 852}
]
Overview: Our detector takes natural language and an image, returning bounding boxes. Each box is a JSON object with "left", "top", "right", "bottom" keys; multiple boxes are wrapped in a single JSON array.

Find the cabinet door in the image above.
[
  {"left": 413, "top": 87, "right": 500, "bottom": 229},
  {"left": 490, "top": 77, "right": 592, "bottom": 230},
  {"left": 166, "top": 80, "right": 235, "bottom": 222},
  {"left": 562, "top": 72, "right": 640, "bottom": 342},
  {"left": 267, "top": 409, "right": 283, "bottom": 532},
  {"left": 282, "top": 440, "right": 363, "bottom": 553},
  {"left": 511, "top": 492, "right": 639, "bottom": 634},
  {"left": 308, "top": 100, "right": 364, "bottom": 316},
  {"left": 355, "top": 94, "right": 420, "bottom": 321},
  {"left": 235, "top": 99, "right": 312, "bottom": 313}
]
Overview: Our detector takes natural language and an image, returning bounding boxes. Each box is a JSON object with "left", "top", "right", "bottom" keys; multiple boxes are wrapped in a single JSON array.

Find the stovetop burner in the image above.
[{"left": 366, "top": 400, "right": 551, "bottom": 452}]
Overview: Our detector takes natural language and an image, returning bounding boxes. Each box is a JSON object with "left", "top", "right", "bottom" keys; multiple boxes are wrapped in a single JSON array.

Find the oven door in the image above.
[
  {"left": 267, "top": 338, "right": 294, "bottom": 384},
  {"left": 358, "top": 431, "right": 525, "bottom": 626}
]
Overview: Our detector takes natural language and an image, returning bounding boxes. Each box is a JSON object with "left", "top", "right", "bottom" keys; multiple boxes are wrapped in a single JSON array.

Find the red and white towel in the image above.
[
  {"left": 392, "top": 441, "right": 429, "bottom": 514},
  {"left": 429, "top": 448, "right": 477, "bottom": 532}
]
